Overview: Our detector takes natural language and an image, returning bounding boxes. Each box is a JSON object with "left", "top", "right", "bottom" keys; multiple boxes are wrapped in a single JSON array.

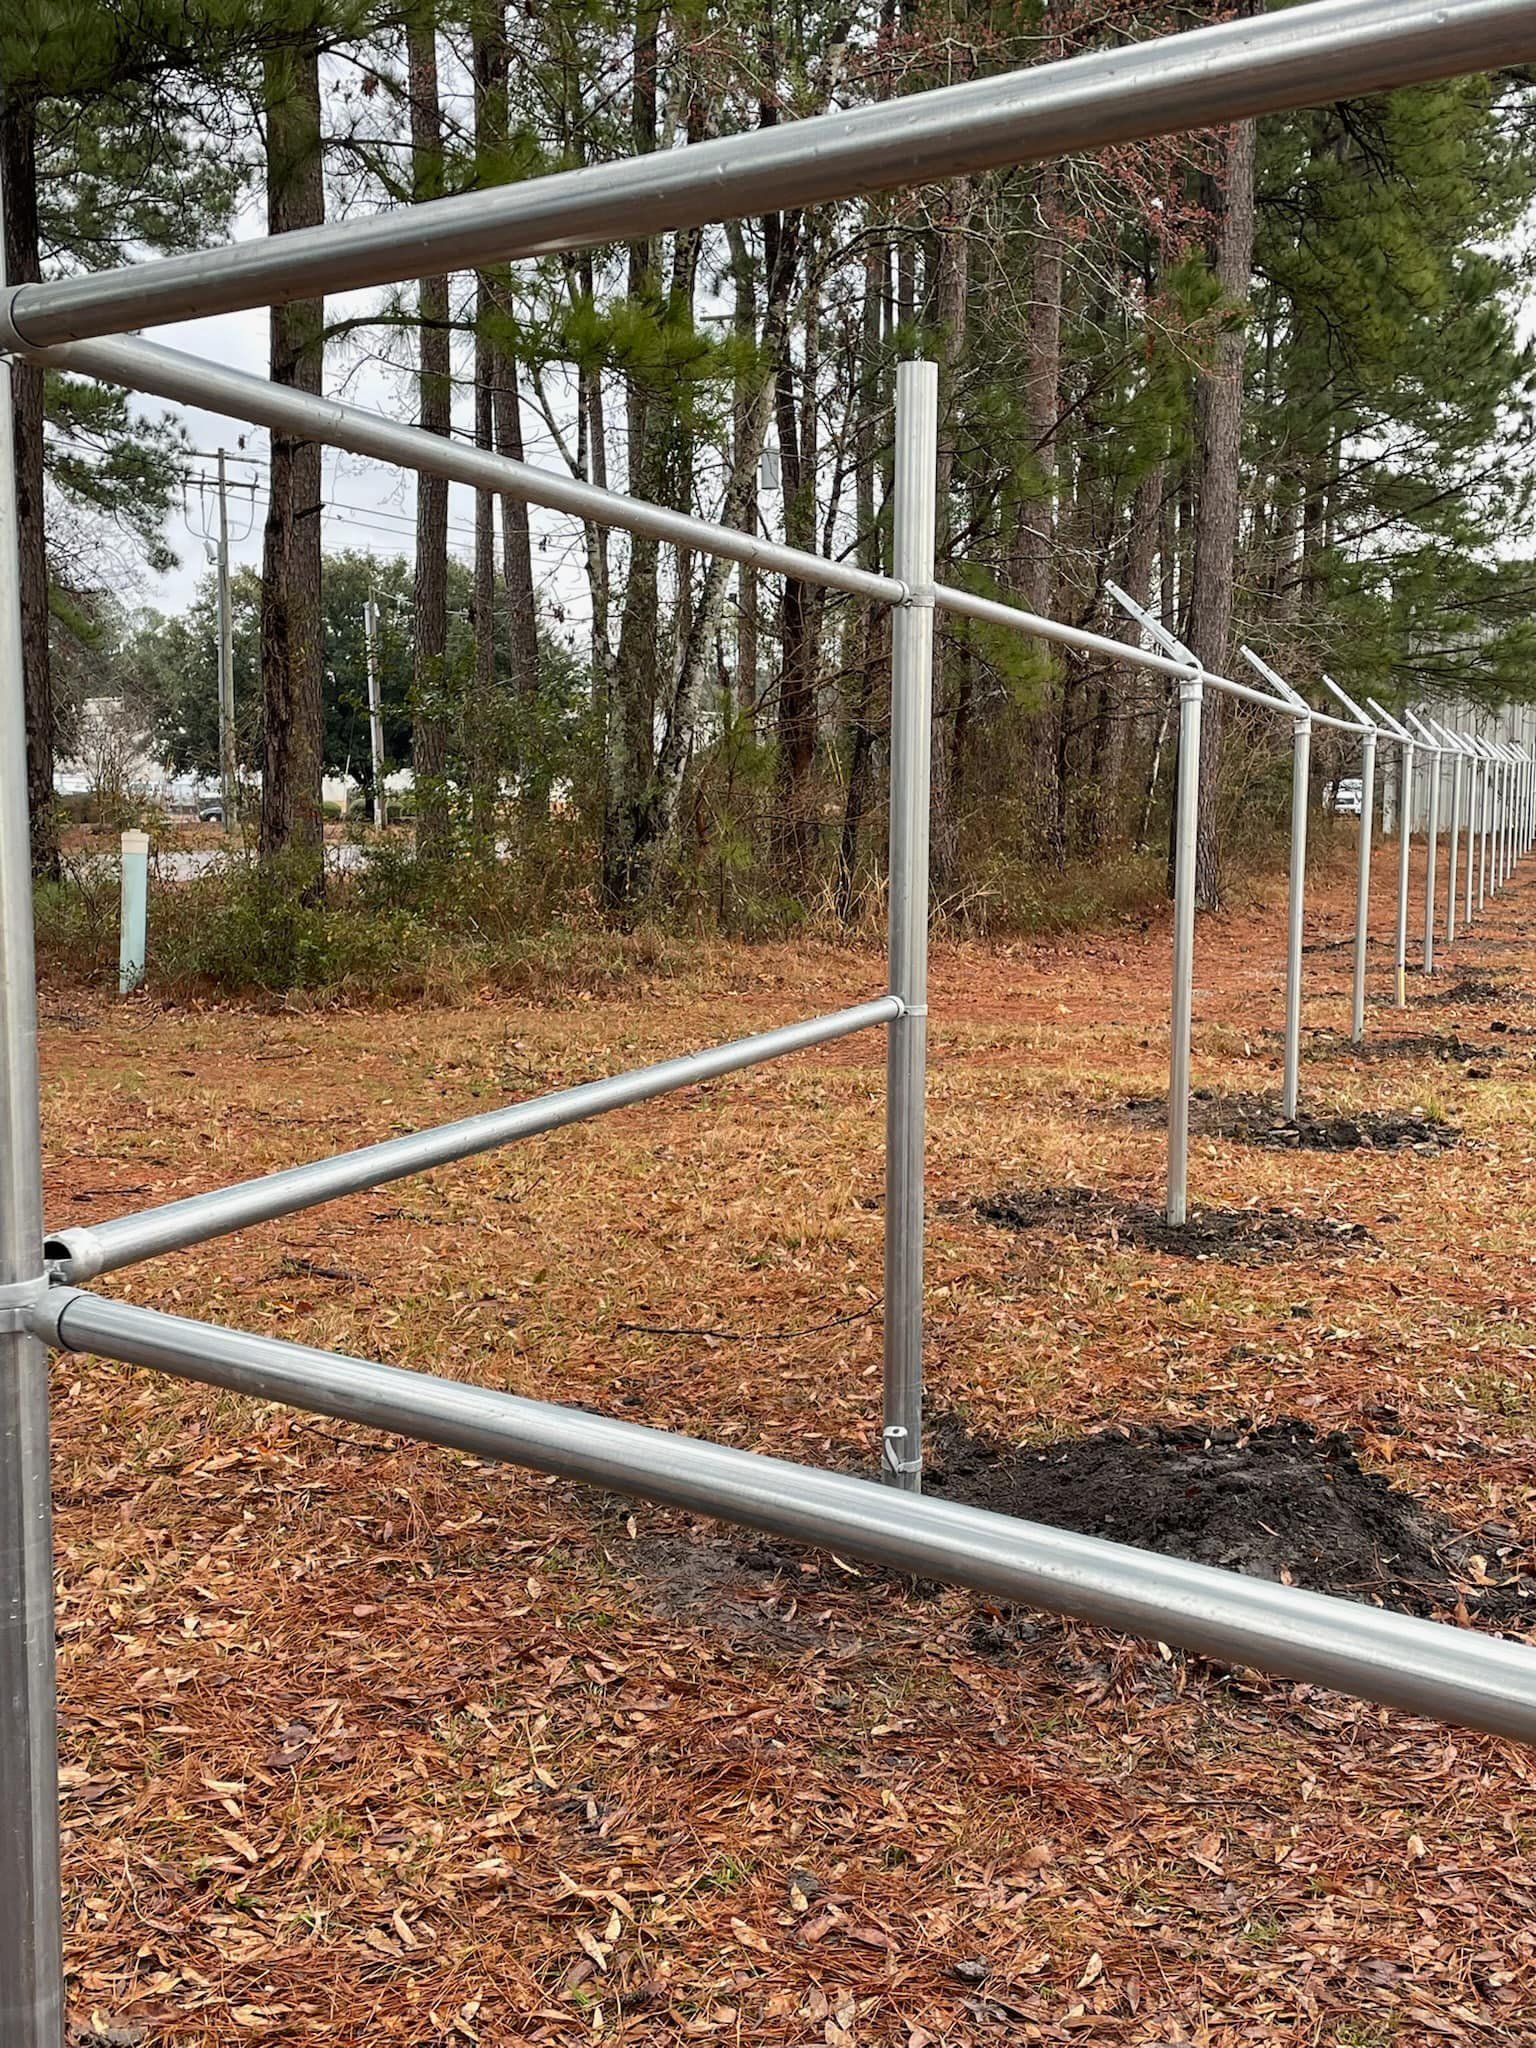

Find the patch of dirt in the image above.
[
  {"left": 1298, "top": 1029, "right": 1505, "bottom": 1067},
  {"left": 1117, "top": 1089, "right": 1461, "bottom": 1152},
  {"left": 976, "top": 1184, "right": 1373, "bottom": 1264},
  {"left": 632, "top": 1531, "right": 829, "bottom": 1650},
  {"left": 927, "top": 1418, "right": 1533, "bottom": 1623},
  {"left": 1417, "top": 974, "right": 1530, "bottom": 1008}
]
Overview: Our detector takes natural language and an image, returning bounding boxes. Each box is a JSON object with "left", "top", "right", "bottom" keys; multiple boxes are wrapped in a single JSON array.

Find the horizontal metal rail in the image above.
[
  {"left": 934, "top": 583, "right": 1195, "bottom": 683},
  {"left": 939, "top": 584, "right": 1327, "bottom": 720},
  {"left": 4, "top": 0, "right": 1534, "bottom": 346},
  {"left": 27, "top": 1287, "right": 1536, "bottom": 1744},
  {"left": 1206, "top": 668, "right": 1307, "bottom": 717},
  {"left": 21, "top": 335, "right": 908, "bottom": 610},
  {"left": 1309, "top": 705, "right": 1369, "bottom": 737},
  {"left": 46, "top": 997, "right": 900, "bottom": 1283}
]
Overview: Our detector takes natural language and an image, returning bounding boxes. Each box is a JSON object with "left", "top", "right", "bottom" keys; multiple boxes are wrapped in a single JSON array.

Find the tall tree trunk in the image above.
[
  {"left": 470, "top": 275, "right": 497, "bottom": 844},
  {"left": 1186, "top": 113, "right": 1257, "bottom": 909},
  {"left": 836, "top": 223, "right": 888, "bottom": 920},
  {"left": 601, "top": 0, "right": 664, "bottom": 910},
  {"left": 1113, "top": 458, "right": 1166, "bottom": 822},
  {"left": 1018, "top": 162, "right": 1066, "bottom": 858},
  {"left": 1, "top": 100, "right": 55, "bottom": 879},
  {"left": 928, "top": 176, "right": 971, "bottom": 890},
  {"left": 638, "top": 210, "right": 798, "bottom": 893},
  {"left": 728, "top": 220, "right": 760, "bottom": 720},
  {"left": 468, "top": 16, "right": 506, "bottom": 847},
  {"left": 577, "top": 252, "right": 615, "bottom": 829},
  {"left": 259, "top": 43, "right": 325, "bottom": 881},
  {"left": 408, "top": 24, "right": 452, "bottom": 860},
  {"left": 1017, "top": 160, "right": 1064, "bottom": 619},
  {"left": 770, "top": 249, "right": 818, "bottom": 884},
  {"left": 493, "top": 343, "right": 540, "bottom": 800}
]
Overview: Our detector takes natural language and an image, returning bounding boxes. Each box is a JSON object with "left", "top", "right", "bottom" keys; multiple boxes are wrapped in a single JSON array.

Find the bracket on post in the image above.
[
  {"left": 1239, "top": 645, "right": 1311, "bottom": 722},
  {"left": 1366, "top": 698, "right": 1415, "bottom": 745},
  {"left": 0, "top": 1274, "right": 48, "bottom": 1336},
  {"left": 1320, "top": 673, "right": 1373, "bottom": 732},
  {"left": 1104, "top": 578, "right": 1196, "bottom": 670},
  {"left": 881, "top": 1423, "right": 922, "bottom": 1477}
]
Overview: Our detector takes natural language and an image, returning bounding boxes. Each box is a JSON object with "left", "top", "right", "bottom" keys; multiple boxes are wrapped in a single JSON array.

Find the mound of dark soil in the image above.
[
  {"left": 1418, "top": 974, "right": 1529, "bottom": 1008},
  {"left": 977, "top": 1184, "right": 1372, "bottom": 1264},
  {"left": 1118, "top": 1090, "right": 1459, "bottom": 1153},
  {"left": 1300, "top": 1029, "right": 1504, "bottom": 1067},
  {"left": 928, "top": 1418, "right": 1532, "bottom": 1622}
]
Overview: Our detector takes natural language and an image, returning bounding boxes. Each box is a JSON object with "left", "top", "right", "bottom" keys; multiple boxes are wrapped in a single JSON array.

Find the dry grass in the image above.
[{"left": 42, "top": 842, "right": 1536, "bottom": 2045}]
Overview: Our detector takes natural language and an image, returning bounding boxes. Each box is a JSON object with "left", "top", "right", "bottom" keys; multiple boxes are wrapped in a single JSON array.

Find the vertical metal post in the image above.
[
  {"left": 118, "top": 828, "right": 149, "bottom": 995},
  {"left": 1497, "top": 752, "right": 1506, "bottom": 890},
  {"left": 1421, "top": 743, "right": 1440, "bottom": 973},
  {"left": 215, "top": 450, "right": 237, "bottom": 831},
  {"left": 1351, "top": 730, "right": 1375, "bottom": 1041},
  {"left": 882, "top": 358, "right": 936, "bottom": 1492},
  {"left": 1492, "top": 753, "right": 1502, "bottom": 893},
  {"left": 1395, "top": 740, "right": 1413, "bottom": 1007},
  {"left": 1445, "top": 746, "right": 1462, "bottom": 947},
  {"left": 1467, "top": 748, "right": 1480, "bottom": 926},
  {"left": 1505, "top": 752, "right": 1516, "bottom": 883},
  {"left": 1518, "top": 744, "right": 1527, "bottom": 863},
  {"left": 1479, "top": 748, "right": 1491, "bottom": 909},
  {"left": 1282, "top": 714, "right": 1311, "bottom": 1118},
  {"left": 364, "top": 595, "right": 386, "bottom": 830},
  {"left": 0, "top": 159, "right": 67, "bottom": 2046},
  {"left": 1167, "top": 673, "right": 1202, "bottom": 1225}
]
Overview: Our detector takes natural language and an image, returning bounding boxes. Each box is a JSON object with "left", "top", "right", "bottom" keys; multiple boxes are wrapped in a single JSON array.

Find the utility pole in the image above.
[
  {"left": 215, "top": 450, "right": 238, "bottom": 831},
  {"left": 364, "top": 593, "right": 386, "bottom": 829}
]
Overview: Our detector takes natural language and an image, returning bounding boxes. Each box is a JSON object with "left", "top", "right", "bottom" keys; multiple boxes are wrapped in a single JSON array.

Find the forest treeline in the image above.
[{"left": 8, "top": 0, "right": 1536, "bottom": 930}]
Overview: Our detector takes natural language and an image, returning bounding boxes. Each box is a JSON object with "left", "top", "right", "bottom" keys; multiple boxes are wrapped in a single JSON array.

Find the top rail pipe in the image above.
[
  {"left": 27, "top": 1285, "right": 1536, "bottom": 1746},
  {"left": 933, "top": 582, "right": 1195, "bottom": 683},
  {"left": 4, "top": 0, "right": 1536, "bottom": 347},
  {"left": 46, "top": 996, "right": 900, "bottom": 1284},
  {"left": 1205, "top": 669, "right": 1297, "bottom": 717},
  {"left": 21, "top": 334, "right": 906, "bottom": 610},
  {"left": 1310, "top": 705, "right": 1370, "bottom": 736},
  {"left": 939, "top": 581, "right": 1332, "bottom": 720}
]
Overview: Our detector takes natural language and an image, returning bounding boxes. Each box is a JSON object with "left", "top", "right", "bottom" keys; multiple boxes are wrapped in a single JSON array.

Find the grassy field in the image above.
[{"left": 41, "top": 844, "right": 1536, "bottom": 2045}]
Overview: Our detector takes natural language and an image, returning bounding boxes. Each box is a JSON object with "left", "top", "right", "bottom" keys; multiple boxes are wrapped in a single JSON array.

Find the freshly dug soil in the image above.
[
  {"left": 976, "top": 1184, "right": 1373, "bottom": 1264},
  {"left": 1298, "top": 1029, "right": 1505, "bottom": 1066},
  {"left": 928, "top": 1418, "right": 1533, "bottom": 1623},
  {"left": 1117, "top": 1089, "right": 1460, "bottom": 1153},
  {"left": 1417, "top": 974, "right": 1529, "bottom": 1008}
]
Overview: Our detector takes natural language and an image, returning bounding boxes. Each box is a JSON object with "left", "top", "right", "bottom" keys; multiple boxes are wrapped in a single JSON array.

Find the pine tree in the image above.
[{"left": 2, "top": 2, "right": 247, "bottom": 875}]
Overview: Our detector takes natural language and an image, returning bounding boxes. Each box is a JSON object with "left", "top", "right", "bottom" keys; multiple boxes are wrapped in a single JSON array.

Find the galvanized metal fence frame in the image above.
[{"left": 8, "top": 3, "right": 1536, "bottom": 2038}]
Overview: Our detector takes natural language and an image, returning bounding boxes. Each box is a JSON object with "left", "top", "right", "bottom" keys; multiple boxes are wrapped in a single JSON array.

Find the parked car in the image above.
[
  {"left": 1331, "top": 776, "right": 1364, "bottom": 817},
  {"left": 197, "top": 797, "right": 225, "bottom": 824}
]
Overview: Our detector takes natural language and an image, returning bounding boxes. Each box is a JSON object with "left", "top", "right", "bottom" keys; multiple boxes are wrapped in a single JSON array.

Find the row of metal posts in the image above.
[
  {"left": 1154, "top": 640, "right": 1534, "bottom": 1229},
  {"left": 1375, "top": 710, "right": 1534, "bottom": 993}
]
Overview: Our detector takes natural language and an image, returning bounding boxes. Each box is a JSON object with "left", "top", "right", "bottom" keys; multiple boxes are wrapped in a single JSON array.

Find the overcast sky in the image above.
[
  {"left": 139, "top": 287, "right": 599, "bottom": 629},
  {"left": 118, "top": 166, "right": 1536, "bottom": 625}
]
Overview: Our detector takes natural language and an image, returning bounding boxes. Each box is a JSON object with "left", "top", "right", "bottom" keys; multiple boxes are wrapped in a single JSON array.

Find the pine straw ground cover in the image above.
[{"left": 38, "top": 843, "right": 1536, "bottom": 2048}]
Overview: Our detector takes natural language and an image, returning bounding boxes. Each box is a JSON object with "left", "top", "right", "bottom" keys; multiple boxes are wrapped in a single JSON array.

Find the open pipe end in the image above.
[{"left": 44, "top": 1227, "right": 104, "bottom": 1283}]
